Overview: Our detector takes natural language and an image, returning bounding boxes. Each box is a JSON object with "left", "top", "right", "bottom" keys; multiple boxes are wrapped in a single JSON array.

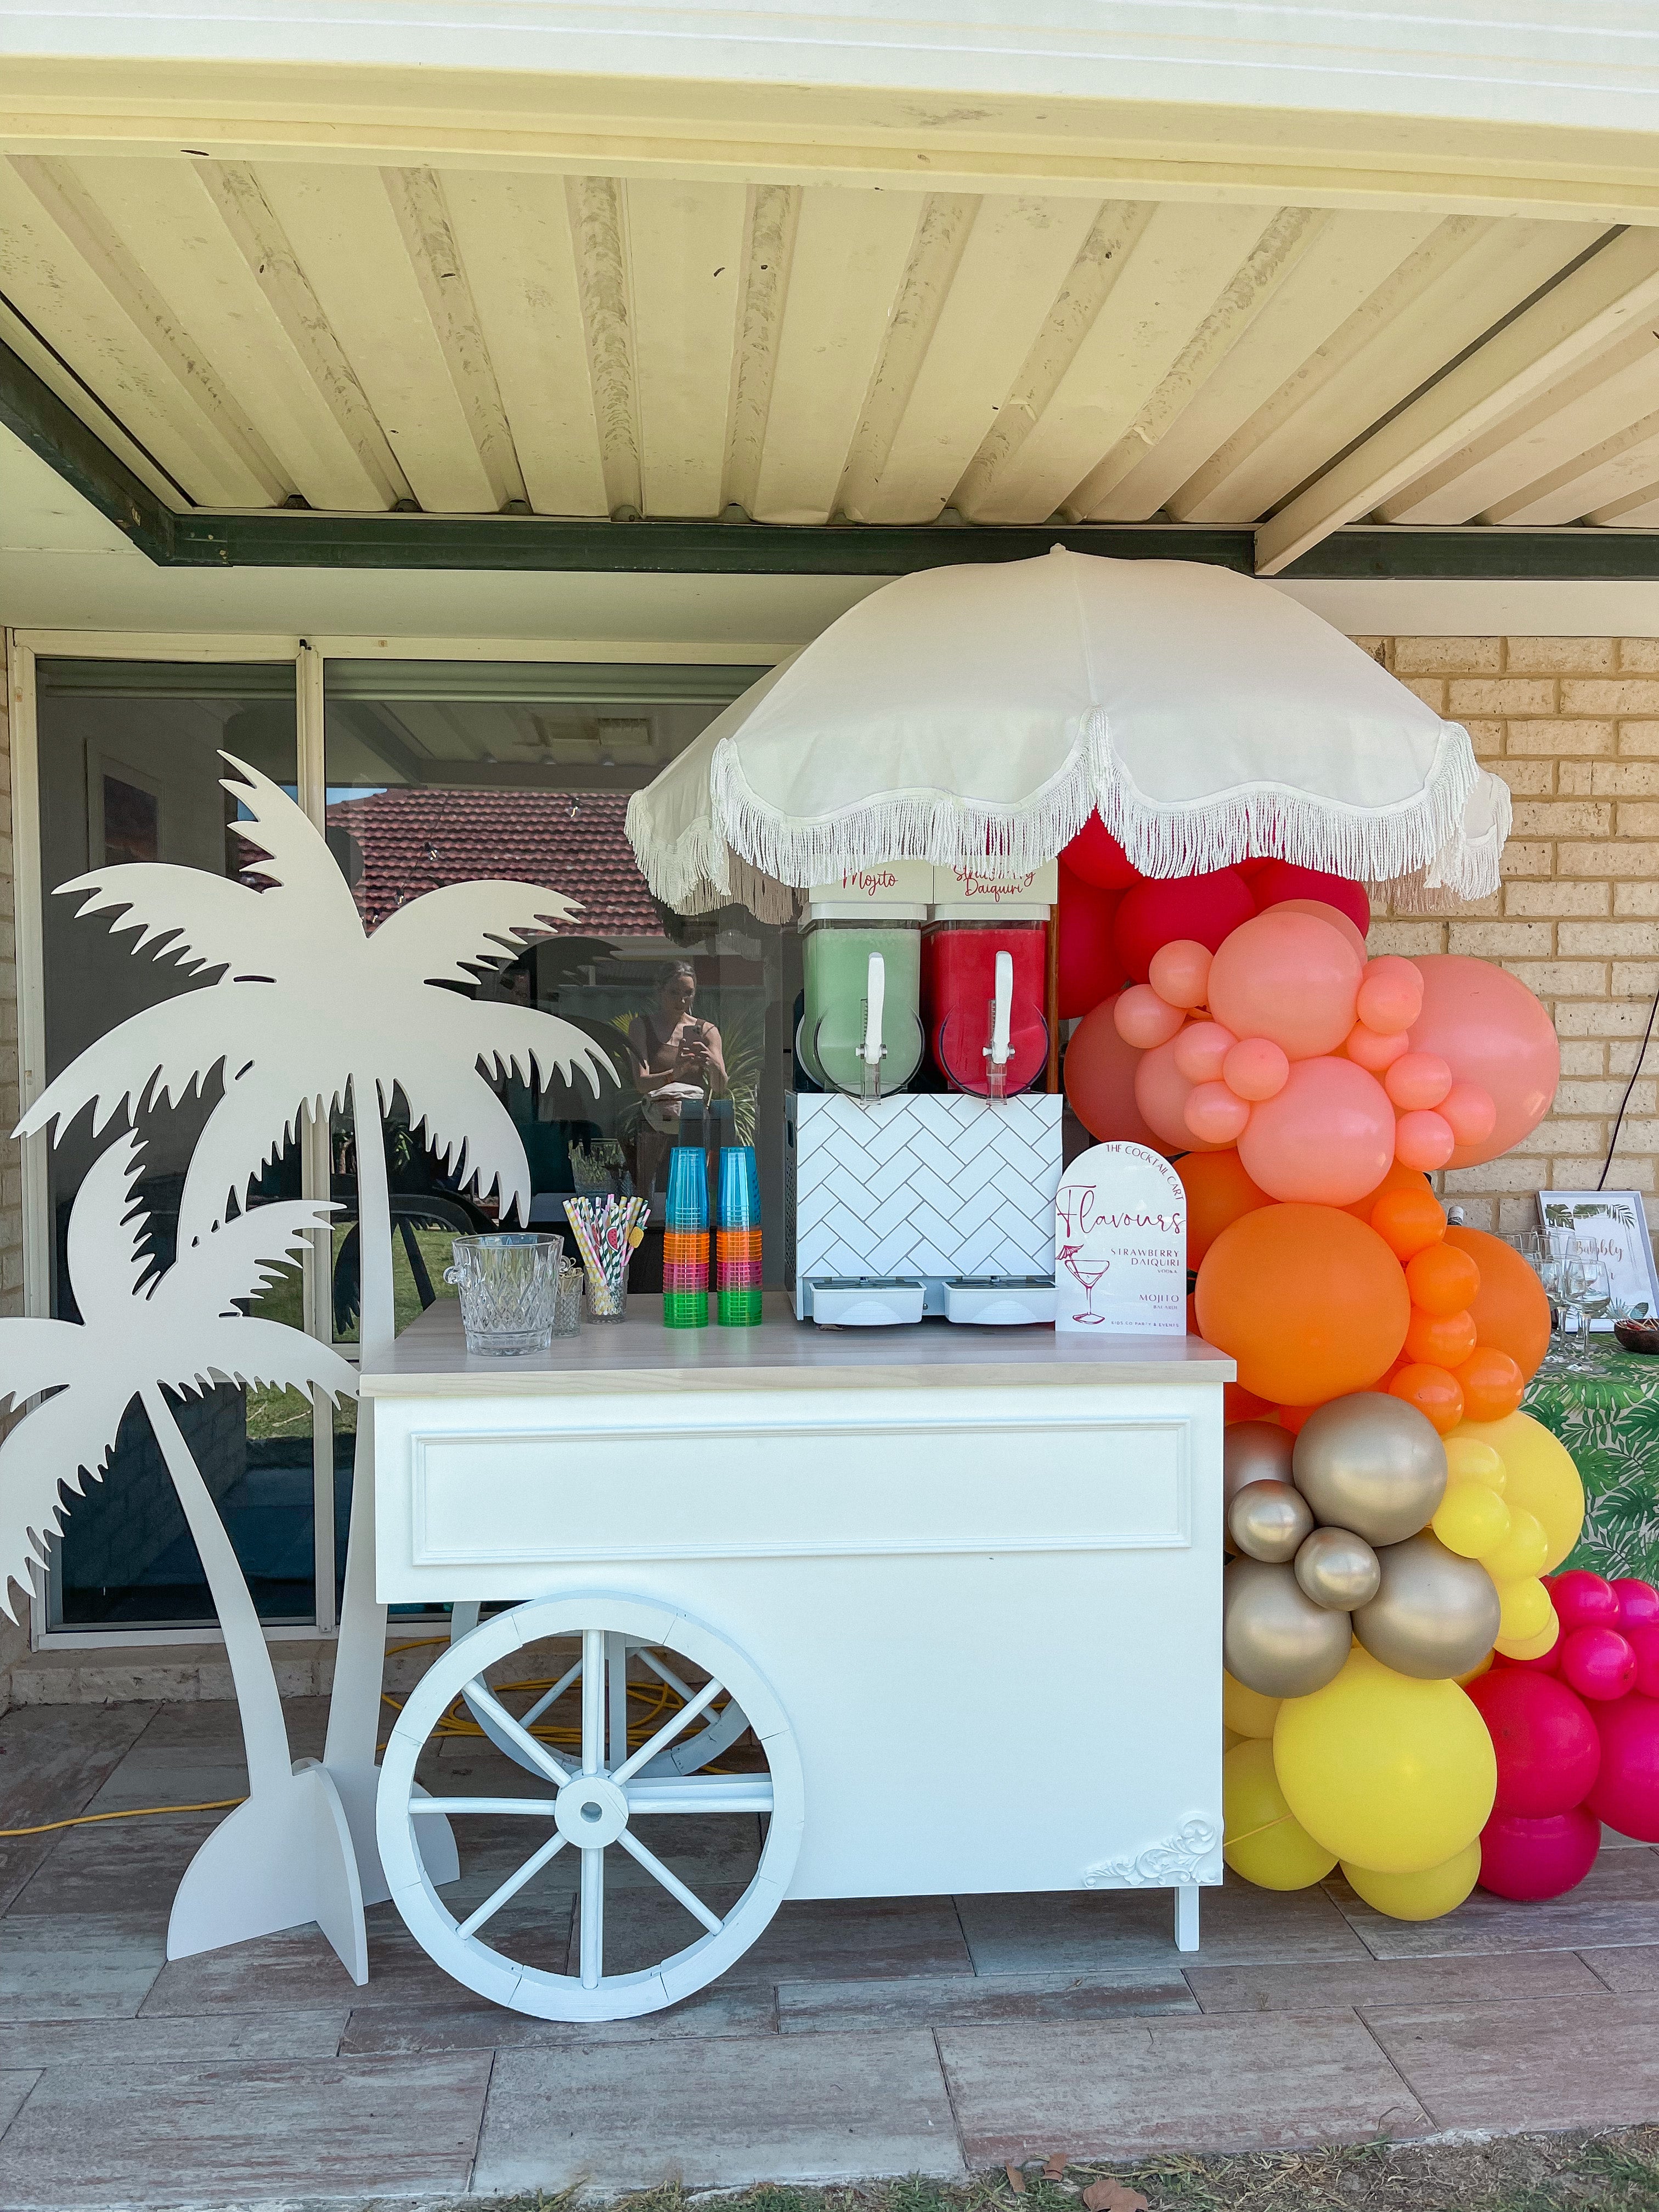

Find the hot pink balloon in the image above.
[
  {"left": 1223, "top": 1035, "right": 1290, "bottom": 1102},
  {"left": 1173, "top": 1021, "right": 1237, "bottom": 1084},
  {"left": 1441, "top": 1081, "right": 1497, "bottom": 1149},
  {"left": 1236, "top": 1054, "right": 1396, "bottom": 1205},
  {"left": 1615, "top": 1579, "right": 1659, "bottom": 1631},
  {"left": 1114, "top": 984, "right": 1184, "bottom": 1050},
  {"left": 1559, "top": 1626, "right": 1639, "bottom": 1702},
  {"left": 1479, "top": 1806, "right": 1601, "bottom": 1901},
  {"left": 1249, "top": 862, "right": 1370, "bottom": 940},
  {"left": 1385, "top": 1052, "right": 1453, "bottom": 1111},
  {"left": 1184, "top": 1081, "right": 1251, "bottom": 1145},
  {"left": 1207, "top": 911, "right": 1363, "bottom": 1062},
  {"left": 1135, "top": 1037, "right": 1229, "bottom": 1153},
  {"left": 1393, "top": 1108, "right": 1456, "bottom": 1171},
  {"left": 1149, "top": 939, "right": 1213, "bottom": 1010},
  {"left": 1630, "top": 1625, "right": 1659, "bottom": 1699},
  {"left": 1345, "top": 1023, "right": 1410, "bottom": 1073},
  {"left": 1551, "top": 1570, "right": 1620, "bottom": 1634},
  {"left": 1356, "top": 955, "right": 1425, "bottom": 1036},
  {"left": 1409, "top": 955, "right": 1560, "bottom": 1168},
  {"left": 1586, "top": 1691, "right": 1659, "bottom": 1841}
]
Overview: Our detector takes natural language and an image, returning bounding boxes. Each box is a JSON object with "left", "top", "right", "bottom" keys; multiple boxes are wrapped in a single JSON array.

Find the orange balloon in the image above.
[
  {"left": 1177, "top": 1150, "right": 1273, "bottom": 1267},
  {"left": 1225, "top": 1381, "right": 1274, "bottom": 1424},
  {"left": 1345, "top": 1158, "right": 1437, "bottom": 1222},
  {"left": 1403, "top": 1305, "right": 1479, "bottom": 1368},
  {"left": 1389, "top": 1361, "right": 1466, "bottom": 1435},
  {"left": 1276, "top": 1401, "right": 1317, "bottom": 1436},
  {"left": 1370, "top": 1186, "right": 1448, "bottom": 1262},
  {"left": 1455, "top": 1345, "right": 1527, "bottom": 1423},
  {"left": 1063, "top": 995, "right": 1174, "bottom": 1153},
  {"left": 1443, "top": 1226, "right": 1553, "bottom": 1382},
  {"left": 1404, "top": 1242, "right": 1482, "bottom": 1316},
  {"left": 1194, "top": 1203, "right": 1411, "bottom": 1407}
]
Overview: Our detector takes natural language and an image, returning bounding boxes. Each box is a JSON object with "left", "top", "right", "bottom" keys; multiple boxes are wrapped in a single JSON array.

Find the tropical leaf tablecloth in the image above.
[{"left": 1525, "top": 1351, "right": 1659, "bottom": 1584}]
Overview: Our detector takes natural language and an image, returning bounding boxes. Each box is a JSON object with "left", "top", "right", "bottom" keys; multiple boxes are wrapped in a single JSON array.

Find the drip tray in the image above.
[
  {"left": 807, "top": 1277, "right": 926, "bottom": 1327},
  {"left": 944, "top": 1276, "right": 1056, "bottom": 1327}
]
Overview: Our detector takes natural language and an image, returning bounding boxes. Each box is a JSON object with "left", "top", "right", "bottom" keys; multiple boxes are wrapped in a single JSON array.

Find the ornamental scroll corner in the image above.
[{"left": 1081, "top": 1815, "right": 1221, "bottom": 1888}]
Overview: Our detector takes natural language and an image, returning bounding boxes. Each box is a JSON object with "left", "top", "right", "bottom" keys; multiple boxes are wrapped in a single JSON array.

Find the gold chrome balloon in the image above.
[
  {"left": 1223, "top": 1558, "right": 1353, "bottom": 1699},
  {"left": 1293, "top": 1392, "right": 1448, "bottom": 1547},
  {"left": 1352, "top": 1532, "right": 1502, "bottom": 1680},
  {"left": 1228, "top": 1479, "right": 1315, "bottom": 1564},
  {"left": 1224, "top": 1420, "right": 1296, "bottom": 1509},
  {"left": 1294, "top": 1525, "right": 1382, "bottom": 1611}
]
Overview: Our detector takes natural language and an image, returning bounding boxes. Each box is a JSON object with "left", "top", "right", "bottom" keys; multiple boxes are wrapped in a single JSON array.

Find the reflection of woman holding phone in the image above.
[{"left": 630, "top": 962, "right": 727, "bottom": 1194}]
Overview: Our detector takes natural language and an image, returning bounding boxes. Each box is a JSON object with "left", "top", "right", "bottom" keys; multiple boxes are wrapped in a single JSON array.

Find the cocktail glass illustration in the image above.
[{"left": 1059, "top": 1243, "right": 1109, "bottom": 1324}]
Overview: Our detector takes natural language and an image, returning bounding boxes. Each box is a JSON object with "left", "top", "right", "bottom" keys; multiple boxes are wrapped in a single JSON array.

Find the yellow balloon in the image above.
[
  {"left": 1497, "top": 1576, "right": 1555, "bottom": 1643},
  {"left": 1342, "top": 1840, "right": 1481, "bottom": 1921},
  {"left": 1432, "top": 1481, "right": 1511, "bottom": 1559},
  {"left": 1454, "top": 1412, "right": 1583, "bottom": 1570},
  {"left": 1224, "top": 1728, "right": 1245, "bottom": 1752},
  {"left": 1273, "top": 1647, "right": 1496, "bottom": 1873},
  {"left": 1496, "top": 1612, "right": 1561, "bottom": 1662},
  {"left": 1223, "top": 1671, "right": 1283, "bottom": 1740},
  {"left": 1444, "top": 1435, "right": 1506, "bottom": 1493},
  {"left": 1480, "top": 1506, "right": 1549, "bottom": 1582},
  {"left": 1457, "top": 1650, "right": 1494, "bottom": 1686},
  {"left": 1223, "top": 1739, "right": 1337, "bottom": 1890}
]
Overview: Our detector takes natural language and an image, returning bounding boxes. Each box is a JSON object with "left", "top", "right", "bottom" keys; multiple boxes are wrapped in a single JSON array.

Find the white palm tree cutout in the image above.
[
  {"left": 19, "top": 753, "right": 619, "bottom": 1933},
  {"left": 0, "top": 1132, "right": 371, "bottom": 1975}
]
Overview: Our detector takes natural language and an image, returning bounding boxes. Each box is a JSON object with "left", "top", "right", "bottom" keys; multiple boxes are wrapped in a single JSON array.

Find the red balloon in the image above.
[
  {"left": 1113, "top": 869, "right": 1256, "bottom": 985},
  {"left": 1479, "top": 1807, "right": 1601, "bottom": 1900},
  {"left": 1408, "top": 955, "right": 1560, "bottom": 1168},
  {"left": 1467, "top": 1668, "right": 1601, "bottom": 1818},
  {"left": 1560, "top": 1626, "right": 1639, "bottom": 1703},
  {"left": 1550, "top": 1570, "right": 1620, "bottom": 1634},
  {"left": 1063, "top": 815, "right": 1142, "bottom": 890},
  {"left": 1614, "top": 1579, "right": 1659, "bottom": 1632},
  {"left": 1586, "top": 1691, "right": 1659, "bottom": 1841},
  {"left": 1057, "top": 862, "right": 1122, "bottom": 1020},
  {"left": 1250, "top": 862, "right": 1370, "bottom": 939},
  {"left": 1063, "top": 994, "right": 1172, "bottom": 1153}
]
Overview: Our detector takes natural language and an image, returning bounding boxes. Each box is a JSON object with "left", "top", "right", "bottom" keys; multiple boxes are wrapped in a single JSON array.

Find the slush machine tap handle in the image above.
[
  {"left": 858, "top": 950, "right": 887, "bottom": 1101},
  {"left": 984, "top": 948, "right": 1014, "bottom": 1100}
]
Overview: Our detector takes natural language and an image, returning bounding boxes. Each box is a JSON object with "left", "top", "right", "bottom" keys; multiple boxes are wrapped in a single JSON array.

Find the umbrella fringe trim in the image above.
[{"left": 622, "top": 793, "right": 799, "bottom": 923}]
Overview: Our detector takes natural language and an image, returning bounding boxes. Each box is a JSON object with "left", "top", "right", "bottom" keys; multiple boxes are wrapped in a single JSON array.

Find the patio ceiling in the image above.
[{"left": 8, "top": 153, "right": 1659, "bottom": 575}]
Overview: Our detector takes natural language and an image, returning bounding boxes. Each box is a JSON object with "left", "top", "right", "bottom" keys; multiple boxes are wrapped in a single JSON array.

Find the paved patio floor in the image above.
[{"left": 1, "top": 1696, "right": 1658, "bottom": 2208}]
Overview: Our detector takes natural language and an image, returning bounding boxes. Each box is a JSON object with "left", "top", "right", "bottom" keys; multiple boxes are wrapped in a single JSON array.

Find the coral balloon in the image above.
[
  {"left": 1560, "top": 1626, "right": 1638, "bottom": 1702},
  {"left": 1064, "top": 996, "right": 1175, "bottom": 1153},
  {"left": 1442, "top": 1228, "right": 1551, "bottom": 1381},
  {"left": 1114, "top": 868, "right": 1256, "bottom": 984},
  {"left": 1405, "top": 1243, "right": 1481, "bottom": 1316},
  {"left": 1249, "top": 862, "right": 1370, "bottom": 940},
  {"left": 1346, "top": 1023, "right": 1412, "bottom": 1073},
  {"left": 1114, "top": 983, "right": 1185, "bottom": 1049},
  {"left": 1389, "top": 1363, "right": 1465, "bottom": 1436},
  {"left": 1269, "top": 900, "right": 1369, "bottom": 960},
  {"left": 1056, "top": 863, "right": 1123, "bottom": 1019},
  {"left": 1466, "top": 1667, "right": 1601, "bottom": 1816},
  {"left": 1062, "top": 813, "right": 1141, "bottom": 890},
  {"left": 1223, "top": 1035, "right": 1290, "bottom": 1101},
  {"left": 1409, "top": 955, "right": 1561, "bottom": 1167},
  {"left": 1458, "top": 1414, "right": 1585, "bottom": 1570},
  {"left": 1369, "top": 1183, "right": 1448, "bottom": 1261},
  {"left": 1273, "top": 1647, "right": 1496, "bottom": 1873},
  {"left": 1585, "top": 1692, "right": 1659, "bottom": 1841},
  {"left": 1385, "top": 1052, "right": 1454, "bottom": 1111},
  {"left": 1195, "top": 1204, "right": 1411, "bottom": 1407},
  {"left": 1223, "top": 1739, "right": 1337, "bottom": 1889},
  {"left": 1356, "top": 955, "right": 1425, "bottom": 1036},
  {"left": 1343, "top": 1843, "right": 1480, "bottom": 1921},
  {"left": 1178, "top": 1150, "right": 1272, "bottom": 1266},
  {"left": 1237, "top": 1057, "right": 1396, "bottom": 1206},
  {"left": 1186, "top": 1082, "right": 1252, "bottom": 1146},
  {"left": 1149, "top": 939, "right": 1214, "bottom": 1011},
  {"left": 1136, "top": 1037, "right": 1227, "bottom": 1153},
  {"left": 1394, "top": 1110, "right": 1457, "bottom": 1171},
  {"left": 1479, "top": 1806, "right": 1601, "bottom": 1900},
  {"left": 1404, "top": 1306, "right": 1479, "bottom": 1369},
  {"left": 1441, "top": 1082, "right": 1498, "bottom": 1149},
  {"left": 1453, "top": 1347, "right": 1526, "bottom": 1424},
  {"left": 1207, "top": 910, "right": 1364, "bottom": 1060},
  {"left": 1173, "top": 1020, "right": 1237, "bottom": 1082}
]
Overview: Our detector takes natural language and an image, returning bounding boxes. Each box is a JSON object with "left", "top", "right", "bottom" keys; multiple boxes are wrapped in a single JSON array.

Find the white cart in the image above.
[{"left": 366, "top": 1300, "right": 1230, "bottom": 2021}]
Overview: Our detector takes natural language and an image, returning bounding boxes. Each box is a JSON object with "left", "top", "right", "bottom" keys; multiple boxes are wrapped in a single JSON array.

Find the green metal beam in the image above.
[{"left": 0, "top": 336, "right": 173, "bottom": 561}]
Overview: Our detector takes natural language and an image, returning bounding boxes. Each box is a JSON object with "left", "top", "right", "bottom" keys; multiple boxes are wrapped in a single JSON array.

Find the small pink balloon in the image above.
[
  {"left": 1559, "top": 1625, "right": 1639, "bottom": 1702},
  {"left": 1614, "top": 1579, "right": 1659, "bottom": 1632},
  {"left": 1356, "top": 954, "right": 1425, "bottom": 1036},
  {"left": 1235, "top": 1054, "right": 1396, "bottom": 1205},
  {"left": 1441, "top": 1080, "right": 1498, "bottom": 1149},
  {"left": 1479, "top": 1806, "right": 1601, "bottom": 1901},
  {"left": 1114, "top": 984, "right": 1184, "bottom": 1050},
  {"left": 1409, "top": 953, "right": 1560, "bottom": 1168},
  {"left": 1206, "top": 911, "right": 1364, "bottom": 1062},
  {"left": 1148, "top": 939, "right": 1213, "bottom": 1011},
  {"left": 1630, "top": 1624, "right": 1659, "bottom": 1699},
  {"left": 1551, "top": 1570, "right": 1621, "bottom": 1634},
  {"left": 1223, "top": 1035, "right": 1290, "bottom": 1102},
  {"left": 1268, "top": 898, "right": 1368, "bottom": 961},
  {"left": 1184, "top": 1081, "right": 1251, "bottom": 1145},
  {"left": 1135, "top": 1037, "right": 1228, "bottom": 1153},
  {"left": 1393, "top": 1108, "right": 1456, "bottom": 1171},
  {"left": 1385, "top": 1051, "right": 1454, "bottom": 1111},
  {"left": 1345, "top": 1022, "right": 1411, "bottom": 1073},
  {"left": 1173, "top": 1021, "right": 1238, "bottom": 1084}
]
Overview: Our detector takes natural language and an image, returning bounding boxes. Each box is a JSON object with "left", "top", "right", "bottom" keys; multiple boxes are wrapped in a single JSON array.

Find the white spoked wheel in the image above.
[
  {"left": 380, "top": 1594, "right": 803, "bottom": 2021},
  {"left": 447, "top": 1600, "right": 752, "bottom": 1778}
]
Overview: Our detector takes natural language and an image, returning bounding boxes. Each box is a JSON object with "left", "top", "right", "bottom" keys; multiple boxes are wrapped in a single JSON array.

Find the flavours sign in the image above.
[{"left": 1054, "top": 1144, "right": 1186, "bottom": 1335}]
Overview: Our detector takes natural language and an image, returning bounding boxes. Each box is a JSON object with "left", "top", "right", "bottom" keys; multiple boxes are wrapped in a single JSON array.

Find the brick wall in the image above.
[{"left": 1359, "top": 636, "right": 1659, "bottom": 1240}]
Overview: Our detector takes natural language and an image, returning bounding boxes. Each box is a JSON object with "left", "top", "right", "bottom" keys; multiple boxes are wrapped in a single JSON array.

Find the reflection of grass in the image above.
[{"left": 330, "top": 1224, "right": 460, "bottom": 1342}]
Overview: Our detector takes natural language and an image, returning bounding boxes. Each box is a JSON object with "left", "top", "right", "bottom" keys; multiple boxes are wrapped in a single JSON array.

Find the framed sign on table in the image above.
[{"left": 1536, "top": 1189, "right": 1659, "bottom": 1324}]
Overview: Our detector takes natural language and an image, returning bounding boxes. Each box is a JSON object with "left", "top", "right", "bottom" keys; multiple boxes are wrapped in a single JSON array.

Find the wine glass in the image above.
[
  {"left": 1532, "top": 1232, "right": 1577, "bottom": 1373},
  {"left": 1575, "top": 1254, "right": 1613, "bottom": 1373}
]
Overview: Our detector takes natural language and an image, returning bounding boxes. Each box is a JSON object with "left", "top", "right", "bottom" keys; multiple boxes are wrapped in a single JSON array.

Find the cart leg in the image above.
[
  {"left": 607, "top": 1634, "right": 630, "bottom": 1768},
  {"left": 1175, "top": 1883, "right": 1200, "bottom": 1953}
]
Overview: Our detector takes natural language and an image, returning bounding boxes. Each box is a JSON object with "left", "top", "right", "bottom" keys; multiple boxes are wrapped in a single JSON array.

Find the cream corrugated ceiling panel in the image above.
[
  {"left": 1167, "top": 217, "right": 1606, "bottom": 524},
  {"left": 254, "top": 163, "right": 501, "bottom": 514},
  {"left": 1506, "top": 407, "right": 1659, "bottom": 526},
  {"left": 624, "top": 179, "right": 747, "bottom": 518}
]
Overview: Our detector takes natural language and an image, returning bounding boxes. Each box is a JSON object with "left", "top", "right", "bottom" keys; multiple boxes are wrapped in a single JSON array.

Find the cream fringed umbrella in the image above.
[{"left": 625, "top": 552, "right": 1508, "bottom": 906}]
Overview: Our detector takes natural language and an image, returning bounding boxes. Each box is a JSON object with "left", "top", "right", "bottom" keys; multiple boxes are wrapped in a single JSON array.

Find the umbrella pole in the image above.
[{"left": 1045, "top": 905, "right": 1060, "bottom": 1094}]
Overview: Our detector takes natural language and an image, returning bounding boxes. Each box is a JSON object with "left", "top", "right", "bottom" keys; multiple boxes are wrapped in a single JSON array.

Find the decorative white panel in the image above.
[{"left": 786, "top": 1092, "right": 1062, "bottom": 1315}]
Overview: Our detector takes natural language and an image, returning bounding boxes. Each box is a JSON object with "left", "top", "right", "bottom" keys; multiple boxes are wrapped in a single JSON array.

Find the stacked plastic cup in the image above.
[
  {"left": 663, "top": 1146, "right": 709, "bottom": 1328},
  {"left": 716, "top": 1144, "right": 763, "bottom": 1327}
]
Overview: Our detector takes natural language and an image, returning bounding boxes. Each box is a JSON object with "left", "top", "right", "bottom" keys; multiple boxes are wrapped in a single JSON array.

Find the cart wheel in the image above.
[
  {"left": 380, "top": 1595, "right": 802, "bottom": 2020},
  {"left": 447, "top": 1601, "right": 751, "bottom": 1777}
]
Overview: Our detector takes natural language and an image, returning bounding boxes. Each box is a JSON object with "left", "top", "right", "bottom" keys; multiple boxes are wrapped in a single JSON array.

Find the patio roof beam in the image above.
[{"left": 0, "top": 330, "right": 173, "bottom": 560}]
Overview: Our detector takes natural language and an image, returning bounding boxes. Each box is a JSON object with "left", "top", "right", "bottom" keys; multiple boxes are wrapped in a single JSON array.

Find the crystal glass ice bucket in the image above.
[{"left": 444, "top": 1233, "right": 569, "bottom": 1355}]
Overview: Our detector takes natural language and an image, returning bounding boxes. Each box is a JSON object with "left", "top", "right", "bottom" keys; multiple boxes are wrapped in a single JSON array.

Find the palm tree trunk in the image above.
[{"left": 142, "top": 1383, "right": 292, "bottom": 1799}]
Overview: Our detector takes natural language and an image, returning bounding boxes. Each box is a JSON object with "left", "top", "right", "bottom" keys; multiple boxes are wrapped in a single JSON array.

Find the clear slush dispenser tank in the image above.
[
  {"left": 924, "top": 917, "right": 1049, "bottom": 1097},
  {"left": 799, "top": 911, "right": 926, "bottom": 1097}
]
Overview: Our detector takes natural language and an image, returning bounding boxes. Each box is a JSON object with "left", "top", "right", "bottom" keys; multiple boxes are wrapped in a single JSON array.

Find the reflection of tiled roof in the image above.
[{"left": 326, "top": 787, "right": 662, "bottom": 937}]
